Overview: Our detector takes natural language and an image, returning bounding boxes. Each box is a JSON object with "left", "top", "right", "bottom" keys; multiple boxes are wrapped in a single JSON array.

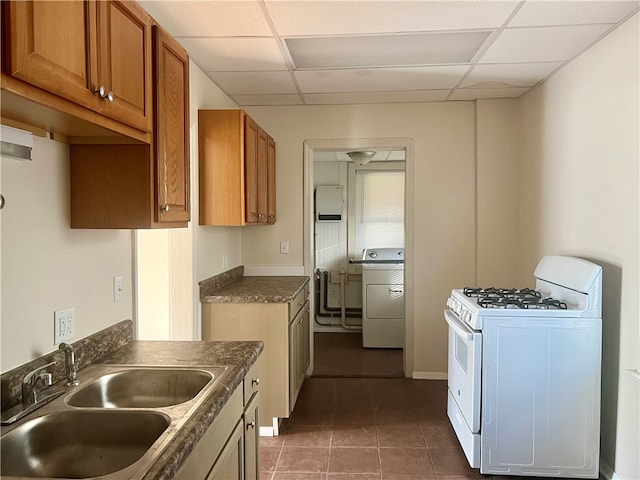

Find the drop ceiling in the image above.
[{"left": 139, "top": 0, "right": 639, "bottom": 106}]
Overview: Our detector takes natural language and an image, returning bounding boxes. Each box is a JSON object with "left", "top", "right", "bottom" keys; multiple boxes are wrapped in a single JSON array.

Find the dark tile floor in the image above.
[
  {"left": 259, "top": 377, "right": 484, "bottom": 479},
  {"left": 312, "top": 332, "right": 404, "bottom": 378},
  {"left": 261, "top": 332, "right": 573, "bottom": 480}
]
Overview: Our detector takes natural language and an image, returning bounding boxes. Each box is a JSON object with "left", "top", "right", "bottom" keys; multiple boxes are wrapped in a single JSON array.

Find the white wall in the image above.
[
  {"left": 517, "top": 14, "right": 639, "bottom": 480},
  {"left": 244, "top": 102, "right": 477, "bottom": 376},
  {"left": 1, "top": 136, "right": 133, "bottom": 371},
  {"left": 137, "top": 60, "right": 239, "bottom": 342}
]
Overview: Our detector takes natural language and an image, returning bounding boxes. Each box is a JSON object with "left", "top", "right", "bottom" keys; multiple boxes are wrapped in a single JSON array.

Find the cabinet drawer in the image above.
[
  {"left": 288, "top": 284, "right": 308, "bottom": 323},
  {"left": 243, "top": 359, "right": 260, "bottom": 406}
]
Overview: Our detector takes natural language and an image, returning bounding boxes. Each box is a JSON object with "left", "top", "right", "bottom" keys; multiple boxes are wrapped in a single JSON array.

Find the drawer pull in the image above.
[{"left": 251, "top": 378, "right": 260, "bottom": 387}]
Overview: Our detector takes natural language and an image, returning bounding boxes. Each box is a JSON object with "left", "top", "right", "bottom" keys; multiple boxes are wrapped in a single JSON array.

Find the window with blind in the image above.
[{"left": 354, "top": 169, "right": 404, "bottom": 254}]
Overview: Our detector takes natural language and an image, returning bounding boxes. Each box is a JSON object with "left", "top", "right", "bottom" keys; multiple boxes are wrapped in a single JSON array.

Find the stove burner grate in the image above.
[{"left": 464, "top": 287, "right": 567, "bottom": 310}]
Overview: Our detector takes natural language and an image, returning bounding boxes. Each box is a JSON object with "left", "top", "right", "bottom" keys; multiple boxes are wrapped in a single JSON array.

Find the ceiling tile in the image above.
[
  {"left": 303, "top": 90, "right": 451, "bottom": 105},
  {"left": 209, "top": 71, "right": 299, "bottom": 95},
  {"left": 138, "top": 1, "right": 272, "bottom": 37},
  {"left": 286, "top": 31, "right": 490, "bottom": 69},
  {"left": 510, "top": 1, "right": 640, "bottom": 27},
  {"left": 461, "top": 62, "right": 563, "bottom": 87},
  {"left": 449, "top": 87, "right": 531, "bottom": 100},
  {"left": 295, "top": 66, "right": 470, "bottom": 93},
  {"left": 265, "top": 1, "right": 519, "bottom": 36},
  {"left": 480, "top": 24, "right": 614, "bottom": 63},
  {"left": 178, "top": 38, "right": 287, "bottom": 71},
  {"left": 232, "top": 94, "right": 304, "bottom": 106}
]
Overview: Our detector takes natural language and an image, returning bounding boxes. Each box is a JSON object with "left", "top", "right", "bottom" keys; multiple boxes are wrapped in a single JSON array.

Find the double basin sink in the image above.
[{"left": 1, "top": 365, "right": 228, "bottom": 479}]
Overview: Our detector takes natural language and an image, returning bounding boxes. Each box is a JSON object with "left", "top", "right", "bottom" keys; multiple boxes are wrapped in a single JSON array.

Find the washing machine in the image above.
[{"left": 360, "top": 248, "right": 404, "bottom": 348}]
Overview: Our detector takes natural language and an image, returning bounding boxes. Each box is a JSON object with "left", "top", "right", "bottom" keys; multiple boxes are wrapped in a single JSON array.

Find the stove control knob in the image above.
[{"left": 463, "top": 311, "right": 472, "bottom": 323}]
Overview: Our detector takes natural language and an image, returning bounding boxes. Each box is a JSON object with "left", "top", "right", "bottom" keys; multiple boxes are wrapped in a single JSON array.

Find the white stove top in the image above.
[{"left": 446, "top": 256, "right": 603, "bottom": 330}]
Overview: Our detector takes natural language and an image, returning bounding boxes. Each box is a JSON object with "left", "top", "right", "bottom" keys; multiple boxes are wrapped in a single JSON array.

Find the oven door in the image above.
[
  {"left": 445, "top": 309, "right": 482, "bottom": 431},
  {"left": 445, "top": 308, "right": 482, "bottom": 468}
]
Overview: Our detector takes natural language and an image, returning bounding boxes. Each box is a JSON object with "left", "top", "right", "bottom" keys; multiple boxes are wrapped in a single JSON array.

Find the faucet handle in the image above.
[{"left": 23, "top": 361, "right": 56, "bottom": 385}]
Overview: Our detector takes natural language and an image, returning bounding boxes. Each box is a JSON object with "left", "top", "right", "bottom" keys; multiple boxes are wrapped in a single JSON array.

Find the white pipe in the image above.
[{"left": 339, "top": 271, "right": 360, "bottom": 330}]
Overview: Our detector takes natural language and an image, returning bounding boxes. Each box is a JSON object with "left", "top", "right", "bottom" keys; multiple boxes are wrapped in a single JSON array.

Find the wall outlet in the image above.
[
  {"left": 280, "top": 241, "right": 289, "bottom": 254},
  {"left": 54, "top": 307, "right": 76, "bottom": 344},
  {"left": 222, "top": 254, "right": 228, "bottom": 269},
  {"left": 113, "top": 275, "right": 123, "bottom": 302}
]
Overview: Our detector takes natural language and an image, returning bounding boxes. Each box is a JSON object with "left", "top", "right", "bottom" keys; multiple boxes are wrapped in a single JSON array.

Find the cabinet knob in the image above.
[
  {"left": 247, "top": 421, "right": 256, "bottom": 430},
  {"left": 94, "top": 86, "right": 115, "bottom": 102},
  {"left": 251, "top": 378, "right": 260, "bottom": 387},
  {"left": 161, "top": 205, "right": 170, "bottom": 212}
]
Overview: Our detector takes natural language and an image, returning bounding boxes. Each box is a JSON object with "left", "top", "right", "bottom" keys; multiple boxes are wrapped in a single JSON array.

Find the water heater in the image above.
[{"left": 315, "top": 185, "right": 343, "bottom": 222}]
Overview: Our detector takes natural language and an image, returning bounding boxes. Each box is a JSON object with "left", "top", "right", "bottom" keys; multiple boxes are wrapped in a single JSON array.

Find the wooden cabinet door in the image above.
[
  {"left": 154, "top": 25, "right": 189, "bottom": 224},
  {"left": 267, "top": 136, "right": 276, "bottom": 224},
  {"left": 95, "top": 0, "right": 152, "bottom": 132},
  {"left": 3, "top": 1, "right": 100, "bottom": 112},
  {"left": 256, "top": 128, "right": 269, "bottom": 223},
  {"left": 244, "top": 115, "right": 259, "bottom": 224}
]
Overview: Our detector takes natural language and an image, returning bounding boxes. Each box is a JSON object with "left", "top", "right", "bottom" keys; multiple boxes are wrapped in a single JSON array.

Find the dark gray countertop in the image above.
[{"left": 200, "top": 271, "right": 309, "bottom": 304}]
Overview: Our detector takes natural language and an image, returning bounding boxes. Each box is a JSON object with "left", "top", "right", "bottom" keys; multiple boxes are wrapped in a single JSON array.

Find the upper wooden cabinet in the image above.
[
  {"left": 2, "top": 0, "right": 152, "bottom": 134},
  {"left": 199, "top": 110, "right": 276, "bottom": 226},
  {"left": 69, "top": 24, "right": 189, "bottom": 229},
  {"left": 153, "top": 25, "right": 190, "bottom": 225}
]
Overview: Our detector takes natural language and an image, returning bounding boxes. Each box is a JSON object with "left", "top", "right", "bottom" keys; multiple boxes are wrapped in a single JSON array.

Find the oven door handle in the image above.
[{"left": 444, "top": 309, "right": 475, "bottom": 341}]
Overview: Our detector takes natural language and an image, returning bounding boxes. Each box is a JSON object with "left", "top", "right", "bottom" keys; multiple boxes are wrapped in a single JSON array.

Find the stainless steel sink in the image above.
[
  {"left": 0, "top": 410, "right": 170, "bottom": 478},
  {"left": 67, "top": 368, "right": 217, "bottom": 408},
  {"left": 0, "top": 365, "right": 228, "bottom": 479}
]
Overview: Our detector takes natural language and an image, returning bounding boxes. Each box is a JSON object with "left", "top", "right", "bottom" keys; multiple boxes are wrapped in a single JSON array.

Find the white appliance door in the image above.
[
  {"left": 445, "top": 309, "right": 482, "bottom": 433},
  {"left": 366, "top": 284, "right": 404, "bottom": 318}
]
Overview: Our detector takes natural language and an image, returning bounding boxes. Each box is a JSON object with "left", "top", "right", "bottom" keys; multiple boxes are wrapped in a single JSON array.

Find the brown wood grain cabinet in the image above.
[
  {"left": 199, "top": 110, "right": 276, "bottom": 226},
  {"left": 70, "top": 23, "right": 189, "bottom": 229},
  {"left": 2, "top": 0, "right": 152, "bottom": 134}
]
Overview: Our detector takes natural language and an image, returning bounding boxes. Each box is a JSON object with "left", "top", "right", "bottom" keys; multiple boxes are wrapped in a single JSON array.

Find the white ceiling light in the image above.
[
  {"left": 347, "top": 151, "right": 376, "bottom": 165},
  {"left": 286, "top": 31, "right": 491, "bottom": 69}
]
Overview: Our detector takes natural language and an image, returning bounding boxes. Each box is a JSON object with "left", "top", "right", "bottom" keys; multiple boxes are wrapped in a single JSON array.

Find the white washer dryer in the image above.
[{"left": 360, "top": 248, "right": 404, "bottom": 348}]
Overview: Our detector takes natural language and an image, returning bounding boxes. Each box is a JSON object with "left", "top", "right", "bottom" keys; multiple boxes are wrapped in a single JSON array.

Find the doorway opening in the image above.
[{"left": 303, "top": 139, "right": 414, "bottom": 378}]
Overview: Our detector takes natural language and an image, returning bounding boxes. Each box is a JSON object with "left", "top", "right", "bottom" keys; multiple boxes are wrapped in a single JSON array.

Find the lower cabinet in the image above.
[
  {"left": 202, "top": 282, "right": 310, "bottom": 433},
  {"left": 174, "top": 359, "right": 261, "bottom": 480}
]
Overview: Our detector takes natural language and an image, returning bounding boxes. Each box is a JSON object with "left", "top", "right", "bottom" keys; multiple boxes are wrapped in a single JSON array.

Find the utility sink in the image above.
[
  {"left": 0, "top": 410, "right": 170, "bottom": 478},
  {"left": 67, "top": 368, "right": 220, "bottom": 408}
]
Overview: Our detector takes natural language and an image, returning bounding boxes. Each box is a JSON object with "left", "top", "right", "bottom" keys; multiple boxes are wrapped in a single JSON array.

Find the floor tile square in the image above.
[
  {"left": 379, "top": 448, "right": 435, "bottom": 476},
  {"left": 377, "top": 426, "right": 425, "bottom": 448},
  {"left": 283, "top": 425, "right": 332, "bottom": 447},
  {"left": 261, "top": 446, "right": 282, "bottom": 472},
  {"left": 331, "top": 425, "right": 378, "bottom": 447},
  {"left": 277, "top": 447, "right": 330, "bottom": 473},
  {"left": 329, "top": 447, "right": 380, "bottom": 474},
  {"left": 427, "top": 447, "right": 477, "bottom": 475}
]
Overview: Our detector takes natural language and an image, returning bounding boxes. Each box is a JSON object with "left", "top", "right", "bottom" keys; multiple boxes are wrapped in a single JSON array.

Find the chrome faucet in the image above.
[
  {"left": 59, "top": 343, "right": 79, "bottom": 386},
  {"left": 22, "top": 362, "right": 56, "bottom": 406}
]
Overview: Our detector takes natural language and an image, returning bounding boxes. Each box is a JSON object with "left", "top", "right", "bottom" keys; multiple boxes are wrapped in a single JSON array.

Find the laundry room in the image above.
[{"left": 312, "top": 148, "right": 405, "bottom": 377}]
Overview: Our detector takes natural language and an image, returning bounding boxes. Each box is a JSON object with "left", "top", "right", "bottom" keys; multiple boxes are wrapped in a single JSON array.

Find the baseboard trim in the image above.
[{"left": 412, "top": 371, "right": 447, "bottom": 380}]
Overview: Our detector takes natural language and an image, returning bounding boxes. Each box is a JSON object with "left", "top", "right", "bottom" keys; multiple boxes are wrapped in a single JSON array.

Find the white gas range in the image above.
[{"left": 445, "top": 255, "right": 603, "bottom": 478}]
